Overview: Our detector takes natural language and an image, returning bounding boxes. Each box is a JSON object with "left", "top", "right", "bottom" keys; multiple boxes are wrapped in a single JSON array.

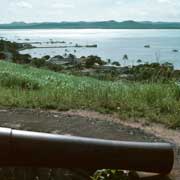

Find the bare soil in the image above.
[{"left": 0, "top": 108, "right": 179, "bottom": 180}]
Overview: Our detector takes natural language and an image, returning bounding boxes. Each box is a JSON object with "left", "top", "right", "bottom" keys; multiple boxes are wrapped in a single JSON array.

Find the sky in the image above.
[{"left": 0, "top": 0, "right": 180, "bottom": 23}]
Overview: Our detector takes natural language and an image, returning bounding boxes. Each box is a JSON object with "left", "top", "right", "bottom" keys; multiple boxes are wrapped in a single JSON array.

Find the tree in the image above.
[
  {"left": 123, "top": 54, "right": 128, "bottom": 66},
  {"left": 68, "top": 54, "right": 76, "bottom": 60},
  {"left": 31, "top": 58, "right": 46, "bottom": 68},
  {"left": 42, "top": 55, "right": 50, "bottom": 60},
  {"left": 155, "top": 50, "right": 161, "bottom": 63},
  {"left": 112, "top": 61, "right": 120, "bottom": 66},
  {"left": 67, "top": 54, "right": 77, "bottom": 65},
  {"left": 85, "top": 55, "right": 106, "bottom": 68},
  {"left": 107, "top": 59, "right": 111, "bottom": 64},
  {"left": 137, "top": 59, "right": 142, "bottom": 63}
]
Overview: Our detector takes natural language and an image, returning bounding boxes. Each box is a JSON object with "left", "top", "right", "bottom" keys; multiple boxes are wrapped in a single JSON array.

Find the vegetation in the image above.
[
  {"left": 83, "top": 55, "right": 107, "bottom": 68},
  {"left": 1, "top": 40, "right": 180, "bottom": 129},
  {"left": 0, "top": 61, "right": 180, "bottom": 128},
  {"left": 2, "top": 40, "right": 180, "bottom": 83},
  {"left": 0, "top": 40, "right": 24, "bottom": 52},
  {"left": 112, "top": 61, "right": 120, "bottom": 66},
  {"left": 0, "top": 40, "right": 32, "bottom": 63},
  {"left": 127, "top": 62, "right": 175, "bottom": 82},
  {"left": 0, "top": 71, "right": 41, "bottom": 90},
  {"left": 91, "top": 170, "right": 131, "bottom": 180}
]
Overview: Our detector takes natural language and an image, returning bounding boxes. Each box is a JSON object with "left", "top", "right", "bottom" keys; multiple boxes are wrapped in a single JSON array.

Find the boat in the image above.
[
  {"left": 85, "top": 44, "right": 98, "bottom": 48},
  {"left": 144, "top": 45, "right": 150, "bottom": 48},
  {"left": 172, "top": 49, "right": 179, "bottom": 52}
]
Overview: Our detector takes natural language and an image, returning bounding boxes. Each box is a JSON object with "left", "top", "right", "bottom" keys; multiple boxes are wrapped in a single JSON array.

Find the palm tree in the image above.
[
  {"left": 107, "top": 59, "right": 111, "bottom": 64},
  {"left": 155, "top": 50, "right": 161, "bottom": 63},
  {"left": 123, "top": 54, "right": 128, "bottom": 66}
]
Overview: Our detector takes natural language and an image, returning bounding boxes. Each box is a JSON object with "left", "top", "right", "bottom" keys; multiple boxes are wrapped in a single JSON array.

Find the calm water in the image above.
[{"left": 1, "top": 29, "right": 180, "bottom": 68}]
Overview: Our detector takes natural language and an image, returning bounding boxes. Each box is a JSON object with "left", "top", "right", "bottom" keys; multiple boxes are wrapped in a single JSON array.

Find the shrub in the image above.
[
  {"left": 0, "top": 52, "right": 6, "bottom": 59},
  {"left": 42, "top": 55, "right": 50, "bottom": 60},
  {"left": 31, "top": 58, "right": 46, "bottom": 68},
  {"left": 84, "top": 56, "right": 107, "bottom": 68},
  {"left": 0, "top": 72, "right": 41, "bottom": 90},
  {"left": 91, "top": 169, "right": 129, "bottom": 180},
  {"left": 13, "top": 53, "right": 32, "bottom": 64},
  {"left": 112, "top": 61, "right": 120, "bottom": 66},
  {"left": 127, "top": 63, "right": 174, "bottom": 82},
  {"left": 45, "top": 62, "right": 64, "bottom": 72}
]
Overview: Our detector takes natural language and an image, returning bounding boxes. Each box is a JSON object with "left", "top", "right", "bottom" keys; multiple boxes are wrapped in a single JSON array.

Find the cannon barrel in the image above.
[{"left": 0, "top": 127, "right": 174, "bottom": 174}]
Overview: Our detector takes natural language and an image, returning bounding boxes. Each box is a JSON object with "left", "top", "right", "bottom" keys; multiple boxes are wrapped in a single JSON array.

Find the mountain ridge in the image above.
[{"left": 1, "top": 20, "right": 180, "bottom": 29}]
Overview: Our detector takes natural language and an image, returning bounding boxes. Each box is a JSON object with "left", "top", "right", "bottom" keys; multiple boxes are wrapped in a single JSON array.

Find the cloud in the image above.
[
  {"left": 157, "top": 0, "right": 180, "bottom": 5},
  {"left": 157, "top": 0, "right": 171, "bottom": 3},
  {"left": 2, "top": 0, "right": 180, "bottom": 22},
  {"left": 51, "top": 2, "right": 74, "bottom": 9},
  {"left": 11, "top": 1, "right": 33, "bottom": 9}
]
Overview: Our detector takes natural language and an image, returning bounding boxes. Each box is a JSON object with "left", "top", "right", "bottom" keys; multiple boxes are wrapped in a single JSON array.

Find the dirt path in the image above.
[{"left": 0, "top": 108, "right": 179, "bottom": 180}]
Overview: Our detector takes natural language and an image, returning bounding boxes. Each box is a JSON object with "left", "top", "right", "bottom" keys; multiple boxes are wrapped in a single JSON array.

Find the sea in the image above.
[{"left": 0, "top": 29, "right": 180, "bottom": 68}]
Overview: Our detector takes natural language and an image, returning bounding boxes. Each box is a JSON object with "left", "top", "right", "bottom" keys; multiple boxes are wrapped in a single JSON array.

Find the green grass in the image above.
[{"left": 0, "top": 61, "right": 180, "bottom": 128}]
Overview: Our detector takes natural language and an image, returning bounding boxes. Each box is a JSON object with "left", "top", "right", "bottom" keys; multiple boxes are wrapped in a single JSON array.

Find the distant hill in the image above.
[{"left": 1, "top": 20, "right": 180, "bottom": 29}]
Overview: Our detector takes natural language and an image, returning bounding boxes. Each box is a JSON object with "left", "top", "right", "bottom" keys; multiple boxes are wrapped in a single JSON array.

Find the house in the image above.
[{"left": 47, "top": 55, "right": 81, "bottom": 66}]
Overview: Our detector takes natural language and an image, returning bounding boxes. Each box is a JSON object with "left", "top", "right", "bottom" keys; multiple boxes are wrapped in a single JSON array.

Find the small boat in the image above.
[
  {"left": 75, "top": 44, "right": 83, "bottom": 48},
  {"left": 144, "top": 45, "right": 150, "bottom": 48},
  {"left": 172, "top": 49, "right": 179, "bottom": 52},
  {"left": 85, "top": 44, "right": 98, "bottom": 48}
]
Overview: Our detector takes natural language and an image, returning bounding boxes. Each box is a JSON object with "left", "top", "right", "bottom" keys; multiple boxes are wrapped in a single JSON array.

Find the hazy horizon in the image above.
[
  {"left": 0, "top": 0, "right": 180, "bottom": 23},
  {"left": 2, "top": 20, "right": 180, "bottom": 24}
]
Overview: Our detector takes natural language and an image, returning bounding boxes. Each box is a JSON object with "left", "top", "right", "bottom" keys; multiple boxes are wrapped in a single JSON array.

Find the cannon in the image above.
[{"left": 0, "top": 127, "right": 174, "bottom": 174}]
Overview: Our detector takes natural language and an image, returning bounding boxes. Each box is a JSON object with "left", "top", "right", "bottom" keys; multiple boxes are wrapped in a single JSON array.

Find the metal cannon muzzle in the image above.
[{"left": 0, "top": 127, "right": 174, "bottom": 174}]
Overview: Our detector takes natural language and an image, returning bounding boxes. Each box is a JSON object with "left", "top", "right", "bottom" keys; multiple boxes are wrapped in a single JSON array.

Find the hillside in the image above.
[
  {"left": 1, "top": 21, "right": 180, "bottom": 29},
  {"left": 0, "top": 61, "right": 180, "bottom": 128}
]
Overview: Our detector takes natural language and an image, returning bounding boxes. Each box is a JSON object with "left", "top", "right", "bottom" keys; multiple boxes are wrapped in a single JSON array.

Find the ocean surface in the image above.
[{"left": 0, "top": 29, "right": 180, "bottom": 68}]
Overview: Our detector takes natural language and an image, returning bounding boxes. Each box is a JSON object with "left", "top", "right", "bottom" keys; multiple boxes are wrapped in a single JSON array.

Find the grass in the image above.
[{"left": 0, "top": 61, "right": 180, "bottom": 128}]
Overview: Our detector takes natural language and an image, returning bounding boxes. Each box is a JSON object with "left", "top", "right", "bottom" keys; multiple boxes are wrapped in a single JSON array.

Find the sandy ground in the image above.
[{"left": 0, "top": 108, "right": 179, "bottom": 180}]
